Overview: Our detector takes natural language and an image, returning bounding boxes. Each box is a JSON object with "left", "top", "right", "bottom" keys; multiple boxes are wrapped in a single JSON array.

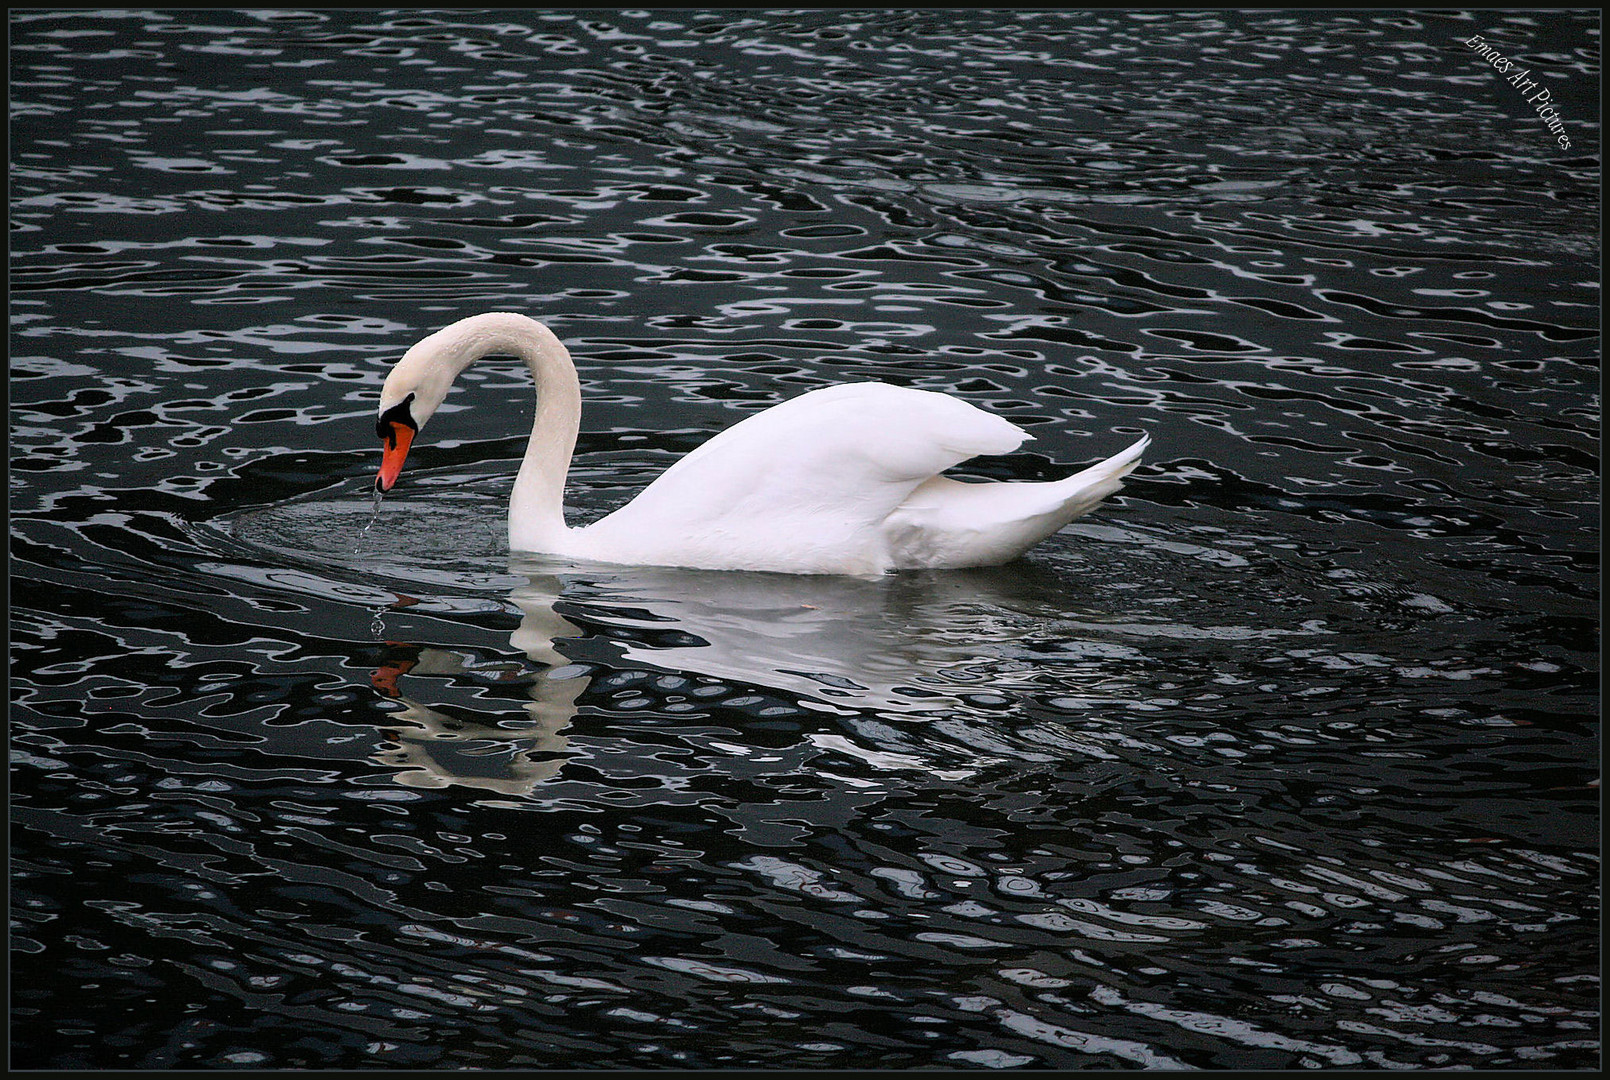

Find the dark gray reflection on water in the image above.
[{"left": 10, "top": 7, "right": 1598, "bottom": 1071}]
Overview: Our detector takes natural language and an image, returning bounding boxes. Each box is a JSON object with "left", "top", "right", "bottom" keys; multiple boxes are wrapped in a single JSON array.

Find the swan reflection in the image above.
[
  {"left": 368, "top": 556, "right": 1106, "bottom": 796},
  {"left": 368, "top": 594, "right": 586, "bottom": 793}
]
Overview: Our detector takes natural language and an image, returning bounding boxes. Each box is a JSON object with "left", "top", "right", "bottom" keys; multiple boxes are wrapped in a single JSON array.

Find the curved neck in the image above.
[
  {"left": 414, "top": 313, "right": 580, "bottom": 551},
  {"left": 505, "top": 320, "right": 581, "bottom": 552}
]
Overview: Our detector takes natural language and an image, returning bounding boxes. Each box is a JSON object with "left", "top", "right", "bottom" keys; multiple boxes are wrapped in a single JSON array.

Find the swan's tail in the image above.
[
  {"left": 1052, "top": 432, "right": 1150, "bottom": 520},
  {"left": 885, "top": 432, "right": 1152, "bottom": 568}
]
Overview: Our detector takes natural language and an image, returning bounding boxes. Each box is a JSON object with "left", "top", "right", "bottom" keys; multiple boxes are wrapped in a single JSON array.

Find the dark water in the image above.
[{"left": 9, "top": 8, "right": 1599, "bottom": 1070}]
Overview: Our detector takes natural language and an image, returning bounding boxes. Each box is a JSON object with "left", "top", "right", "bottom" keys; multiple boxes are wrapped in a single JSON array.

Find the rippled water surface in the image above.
[{"left": 10, "top": 8, "right": 1600, "bottom": 1070}]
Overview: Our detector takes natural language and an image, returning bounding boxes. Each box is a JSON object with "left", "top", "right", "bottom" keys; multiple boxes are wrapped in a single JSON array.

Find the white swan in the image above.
[{"left": 374, "top": 312, "right": 1150, "bottom": 575}]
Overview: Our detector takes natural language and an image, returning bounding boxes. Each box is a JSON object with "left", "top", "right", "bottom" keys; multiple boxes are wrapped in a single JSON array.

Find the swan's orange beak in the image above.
[{"left": 376, "top": 420, "right": 415, "bottom": 492}]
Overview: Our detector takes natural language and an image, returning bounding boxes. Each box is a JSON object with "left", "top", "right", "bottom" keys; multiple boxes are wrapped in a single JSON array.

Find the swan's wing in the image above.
[
  {"left": 579, "top": 383, "right": 1027, "bottom": 565},
  {"left": 883, "top": 433, "right": 1150, "bottom": 568}
]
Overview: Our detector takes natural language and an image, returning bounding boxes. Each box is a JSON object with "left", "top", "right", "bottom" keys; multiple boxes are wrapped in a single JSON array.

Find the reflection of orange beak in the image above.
[
  {"left": 371, "top": 643, "right": 420, "bottom": 698},
  {"left": 376, "top": 421, "right": 415, "bottom": 492}
]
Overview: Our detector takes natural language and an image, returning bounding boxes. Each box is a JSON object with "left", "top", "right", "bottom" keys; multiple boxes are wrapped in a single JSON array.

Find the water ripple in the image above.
[{"left": 10, "top": 7, "right": 1597, "bottom": 1071}]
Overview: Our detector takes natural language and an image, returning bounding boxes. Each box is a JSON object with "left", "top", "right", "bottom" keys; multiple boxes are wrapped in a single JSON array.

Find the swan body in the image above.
[{"left": 375, "top": 312, "right": 1149, "bottom": 575}]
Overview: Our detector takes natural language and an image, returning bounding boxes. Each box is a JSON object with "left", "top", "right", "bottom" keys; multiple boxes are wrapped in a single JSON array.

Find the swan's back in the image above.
[{"left": 571, "top": 383, "right": 1029, "bottom": 573}]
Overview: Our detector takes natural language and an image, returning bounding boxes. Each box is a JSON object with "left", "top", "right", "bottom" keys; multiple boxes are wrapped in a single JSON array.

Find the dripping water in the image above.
[{"left": 357, "top": 484, "right": 384, "bottom": 555}]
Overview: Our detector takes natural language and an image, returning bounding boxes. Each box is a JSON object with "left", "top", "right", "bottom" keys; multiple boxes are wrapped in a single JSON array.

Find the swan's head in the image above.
[
  {"left": 372, "top": 312, "right": 572, "bottom": 494},
  {"left": 373, "top": 326, "right": 463, "bottom": 492},
  {"left": 374, "top": 391, "right": 419, "bottom": 493}
]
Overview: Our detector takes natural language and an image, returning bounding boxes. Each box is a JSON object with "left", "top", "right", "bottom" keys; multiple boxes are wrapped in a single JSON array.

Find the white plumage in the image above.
[{"left": 374, "top": 312, "right": 1149, "bottom": 575}]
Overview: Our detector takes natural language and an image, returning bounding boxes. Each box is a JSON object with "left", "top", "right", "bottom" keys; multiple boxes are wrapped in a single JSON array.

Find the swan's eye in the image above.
[{"left": 376, "top": 393, "right": 418, "bottom": 444}]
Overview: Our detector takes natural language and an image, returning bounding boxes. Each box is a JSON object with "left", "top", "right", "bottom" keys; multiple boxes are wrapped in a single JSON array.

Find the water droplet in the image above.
[{"left": 357, "top": 484, "right": 384, "bottom": 555}]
